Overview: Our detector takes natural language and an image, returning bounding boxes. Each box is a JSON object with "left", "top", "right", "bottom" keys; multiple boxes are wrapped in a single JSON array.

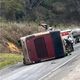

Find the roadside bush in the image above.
[{"left": 0, "top": 22, "right": 39, "bottom": 53}]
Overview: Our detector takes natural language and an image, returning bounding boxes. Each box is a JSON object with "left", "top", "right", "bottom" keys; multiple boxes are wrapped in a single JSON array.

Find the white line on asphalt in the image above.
[{"left": 39, "top": 53, "right": 79, "bottom": 80}]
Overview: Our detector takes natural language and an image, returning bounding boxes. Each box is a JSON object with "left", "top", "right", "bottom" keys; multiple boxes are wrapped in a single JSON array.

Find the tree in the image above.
[{"left": 2, "top": 0, "right": 25, "bottom": 21}]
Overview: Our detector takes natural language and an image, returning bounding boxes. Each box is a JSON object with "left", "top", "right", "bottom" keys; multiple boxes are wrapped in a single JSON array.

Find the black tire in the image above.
[
  {"left": 35, "top": 60, "right": 40, "bottom": 63},
  {"left": 75, "top": 37, "right": 79, "bottom": 43},
  {"left": 70, "top": 43, "right": 74, "bottom": 52},
  {"left": 65, "top": 44, "right": 73, "bottom": 53},
  {"left": 23, "top": 58, "right": 26, "bottom": 65}
]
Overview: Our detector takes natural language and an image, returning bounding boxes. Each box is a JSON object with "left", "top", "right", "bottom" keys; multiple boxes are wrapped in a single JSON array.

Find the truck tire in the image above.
[{"left": 23, "top": 58, "right": 27, "bottom": 65}]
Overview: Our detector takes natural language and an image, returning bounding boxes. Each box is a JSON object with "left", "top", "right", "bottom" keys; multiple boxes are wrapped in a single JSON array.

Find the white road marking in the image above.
[{"left": 39, "top": 53, "right": 79, "bottom": 80}]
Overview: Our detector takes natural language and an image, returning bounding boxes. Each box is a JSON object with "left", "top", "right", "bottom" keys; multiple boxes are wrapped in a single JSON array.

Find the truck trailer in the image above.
[{"left": 20, "top": 31, "right": 65, "bottom": 64}]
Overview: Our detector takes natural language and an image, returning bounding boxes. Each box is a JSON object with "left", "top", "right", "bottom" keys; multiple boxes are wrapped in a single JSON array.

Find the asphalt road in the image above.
[{"left": 0, "top": 43, "right": 80, "bottom": 80}]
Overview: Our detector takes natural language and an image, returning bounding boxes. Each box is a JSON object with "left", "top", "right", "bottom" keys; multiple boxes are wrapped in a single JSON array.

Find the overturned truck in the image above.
[{"left": 20, "top": 31, "right": 66, "bottom": 64}]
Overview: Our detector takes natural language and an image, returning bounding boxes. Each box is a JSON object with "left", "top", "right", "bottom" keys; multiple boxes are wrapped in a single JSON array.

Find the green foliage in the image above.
[
  {"left": 0, "top": 0, "right": 80, "bottom": 24},
  {"left": 43, "top": 0, "right": 54, "bottom": 6},
  {"left": 0, "top": 53, "right": 23, "bottom": 69},
  {"left": 1, "top": 0, "right": 25, "bottom": 21}
]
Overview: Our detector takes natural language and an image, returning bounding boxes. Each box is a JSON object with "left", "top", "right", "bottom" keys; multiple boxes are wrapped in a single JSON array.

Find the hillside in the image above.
[{"left": 0, "top": 22, "right": 39, "bottom": 53}]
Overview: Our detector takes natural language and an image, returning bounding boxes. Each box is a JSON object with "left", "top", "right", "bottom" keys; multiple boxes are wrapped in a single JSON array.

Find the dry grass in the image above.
[{"left": 0, "top": 22, "right": 39, "bottom": 53}]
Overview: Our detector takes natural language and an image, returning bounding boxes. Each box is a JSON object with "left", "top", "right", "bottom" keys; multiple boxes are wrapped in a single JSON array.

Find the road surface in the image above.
[{"left": 0, "top": 43, "right": 80, "bottom": 80}]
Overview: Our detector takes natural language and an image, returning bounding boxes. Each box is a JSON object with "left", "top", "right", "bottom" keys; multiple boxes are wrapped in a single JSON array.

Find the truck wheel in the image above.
[{"left": 23, "top": 58, "right": 26, "bottom": 65}]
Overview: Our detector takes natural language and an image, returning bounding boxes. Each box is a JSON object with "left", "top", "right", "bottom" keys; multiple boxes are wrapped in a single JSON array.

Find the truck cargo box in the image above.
[{"left": 20, "top": 31, "right": 65, "bottom": 64}]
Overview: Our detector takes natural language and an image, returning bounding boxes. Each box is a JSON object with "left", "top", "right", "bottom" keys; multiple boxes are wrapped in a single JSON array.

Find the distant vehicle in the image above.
[{"left": 70, "top": 28, "right": 80, "bottom": 43}]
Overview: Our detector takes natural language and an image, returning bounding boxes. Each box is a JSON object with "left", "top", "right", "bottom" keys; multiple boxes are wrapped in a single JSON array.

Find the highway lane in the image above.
[
  {"left": 41, "top": 55, "right": 80, "bottom": 80},
  {"left": 41, "top": 44, "right": 80, "bottom": 80},
  {"left": 0, "top": 43, "right": 80, "bottom": 80}
]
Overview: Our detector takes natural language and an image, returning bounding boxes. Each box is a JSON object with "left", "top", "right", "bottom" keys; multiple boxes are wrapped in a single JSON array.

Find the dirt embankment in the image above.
[{"left": 0, "top": 22, "right": 43, "bottom": 53}]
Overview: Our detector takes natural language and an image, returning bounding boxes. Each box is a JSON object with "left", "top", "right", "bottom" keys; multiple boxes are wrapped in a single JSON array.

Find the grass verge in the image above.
[{"left": 0, "top": 53, "right": 23, "bottom": 69}]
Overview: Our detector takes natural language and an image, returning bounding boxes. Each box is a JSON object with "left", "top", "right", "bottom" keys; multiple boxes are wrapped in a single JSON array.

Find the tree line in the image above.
[{"left": 1, "top": 0, "right": 80, "bottom": 24}]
